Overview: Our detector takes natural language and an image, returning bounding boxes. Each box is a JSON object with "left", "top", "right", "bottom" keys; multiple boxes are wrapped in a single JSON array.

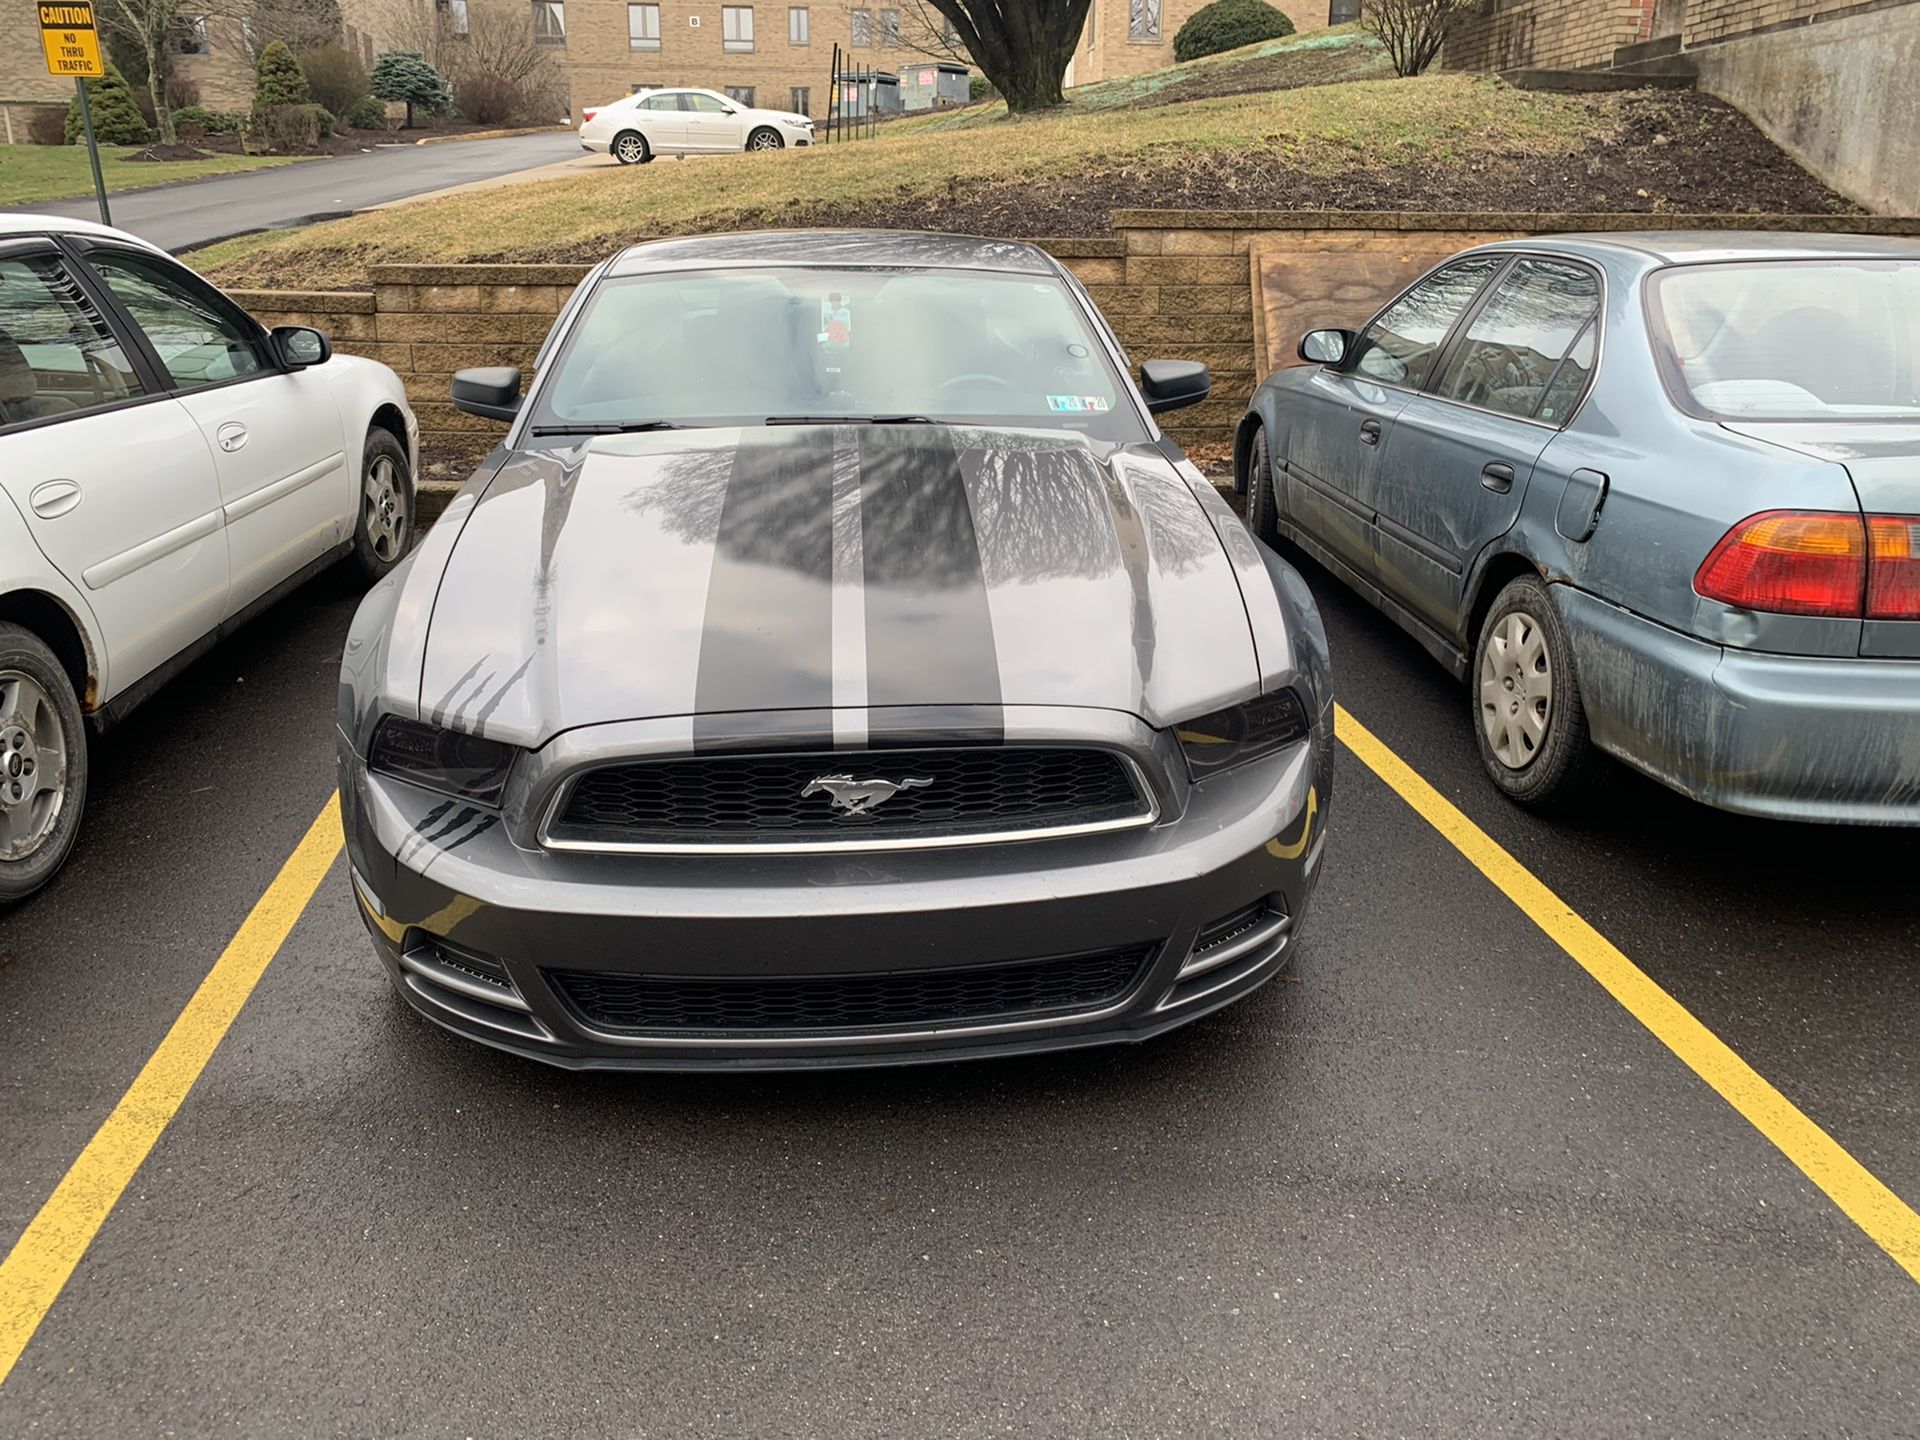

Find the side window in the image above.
[
  {"left": 1536, "top": 321, "right": 1597, "bottom": 425},
  {"left": 83, "top": 251, "right": 265, "bottom": 391},
  {"left": 0, "top": 253, "right": 143, "bottom": 427},
  {"left": 685, "top": 93, "right": 730, "bottom": 112},
  {"left": 641, "top": 93, "right": 678, "bottom": 110},
  {"left": 1348, "top": 256, "right": 1504, "bottom": 389},
  {"left": 1432, "top": 257, "right": 1601, "bottom": 420}
]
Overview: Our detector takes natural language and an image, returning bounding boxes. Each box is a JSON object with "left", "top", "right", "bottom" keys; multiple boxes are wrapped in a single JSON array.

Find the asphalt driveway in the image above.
[
  {"left": 6, "top": 130, "right": 584, "bottom": 252},
  {"left": 0, "top": 545, "right": 1914, "bottom": 1437}
]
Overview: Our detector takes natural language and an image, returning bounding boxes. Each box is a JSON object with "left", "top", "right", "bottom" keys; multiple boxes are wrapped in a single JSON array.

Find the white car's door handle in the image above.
[
  {"left": 217, "top": 422, "right": 248, "bottom": 453},
  {"left": 28, "top": 479, "right": 82, "bottom": 519}
]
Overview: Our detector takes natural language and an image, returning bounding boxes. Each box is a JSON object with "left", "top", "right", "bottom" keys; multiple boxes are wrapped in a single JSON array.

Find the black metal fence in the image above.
[{"left": 821, "top": 44, "right": 879, "bottom": 144}]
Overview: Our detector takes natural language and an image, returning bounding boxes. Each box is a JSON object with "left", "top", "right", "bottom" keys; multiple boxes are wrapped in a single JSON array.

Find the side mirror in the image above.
[
  {"left": 271, "top": 325, "right": 331, "bottom": 369},
  {"left": 1298, "top": 329, "right": 1353, "bottom": 365},
  {"left": 1138, "top": 359, "right": 1211, "bottom": 415},
  {"left": 451, "top": 366, "right": 523, "bottom": 422}
]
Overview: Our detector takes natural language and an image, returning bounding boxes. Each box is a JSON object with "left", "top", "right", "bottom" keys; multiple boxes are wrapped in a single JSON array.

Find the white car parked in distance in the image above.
[
  {"left": 0, "top": 214, "right": 418, "bottom": 902},
  {"left": 578, "top": 87, "right": 814, "bottom": 164}
]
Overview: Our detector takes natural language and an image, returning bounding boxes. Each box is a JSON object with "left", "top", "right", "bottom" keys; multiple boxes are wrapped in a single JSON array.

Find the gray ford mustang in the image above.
[{"left": 338, "top": 232, "right": 1332, "bottom": 1070}]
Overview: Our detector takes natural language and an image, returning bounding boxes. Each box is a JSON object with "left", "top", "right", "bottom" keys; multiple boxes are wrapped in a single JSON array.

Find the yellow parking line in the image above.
[
  {"left": 0, "top": 795, "right": 343, "bottom": 1388},
  {"left": 1335, "top": 704, "right": 1920, "bottom": 1286}
]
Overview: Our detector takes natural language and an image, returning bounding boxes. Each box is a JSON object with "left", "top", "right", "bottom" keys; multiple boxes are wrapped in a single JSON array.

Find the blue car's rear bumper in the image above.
[{"left": 1556, "top": 586, "right": 1920, "bottom": 825}]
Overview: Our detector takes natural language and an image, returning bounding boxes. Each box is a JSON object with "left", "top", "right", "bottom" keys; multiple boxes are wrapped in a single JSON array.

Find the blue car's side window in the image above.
[
  {"left": 1431, "top": 257, "right": 1602, "bottom": 422},
  {"left": 1347, "top": 256, "right": 1504, "bottom": 390}
]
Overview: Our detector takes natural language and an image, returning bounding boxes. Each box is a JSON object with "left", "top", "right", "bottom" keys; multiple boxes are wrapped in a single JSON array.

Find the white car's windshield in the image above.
[
  {"left": 534, "top": 266, "right": 1146, "bottom": 440},
  {"left": 1650, "top": 259, "right": 1920, "bottom": 421}
]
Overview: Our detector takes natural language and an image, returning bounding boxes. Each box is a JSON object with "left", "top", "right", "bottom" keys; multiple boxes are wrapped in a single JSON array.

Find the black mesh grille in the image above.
[
  {"left": 548, "top": 747, "right": 1146, "bottom": 847},
  {"left": 548, "top": 948, "right": 1152, "bottom": 1034}
]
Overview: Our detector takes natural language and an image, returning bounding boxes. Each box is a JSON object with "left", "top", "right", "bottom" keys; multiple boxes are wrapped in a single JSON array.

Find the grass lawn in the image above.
[
  {"left": 197, "top": 74, "right": 1613, "bottom": 288},
  {"left": 0, "top": 143, "right": 305, "bottom": 207}
]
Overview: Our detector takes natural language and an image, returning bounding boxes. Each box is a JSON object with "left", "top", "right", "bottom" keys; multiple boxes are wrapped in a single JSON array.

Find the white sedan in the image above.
[
  {"left": 579, "top": 87, "right": 814, "bottom": 164},
  {"left": 0, "top": 214, "right": 417, "bottom": 901}
]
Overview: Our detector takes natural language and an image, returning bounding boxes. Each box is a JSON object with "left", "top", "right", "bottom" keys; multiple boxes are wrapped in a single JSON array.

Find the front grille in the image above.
[
  {"left": 545, "top": 747, "right": 1149, "bottom": 850},
  {"left": 547, "top": 947, "right": 1152, "bottom": 1035}
]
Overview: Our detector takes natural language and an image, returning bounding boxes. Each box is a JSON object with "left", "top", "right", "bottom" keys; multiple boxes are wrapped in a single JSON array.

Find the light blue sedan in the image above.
[{"left": 1235, "top": 233, "right": 1919, "bottom": 824}]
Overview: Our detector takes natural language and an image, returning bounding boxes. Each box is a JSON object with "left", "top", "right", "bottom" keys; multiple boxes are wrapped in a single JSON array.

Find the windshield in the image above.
[
  {"left": 533, "top": 266, "right": 1146, "bottom": 440},
  {"left": 1649, "top": 259, "right": 1920, "bottom": 421}
]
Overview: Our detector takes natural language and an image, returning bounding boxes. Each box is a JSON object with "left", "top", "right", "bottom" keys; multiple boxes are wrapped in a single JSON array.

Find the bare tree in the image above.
[
  {"left": 913, "top": 0, "right": 1093, "bottom": 112},
  {"left": 94, "top": 0, "right": 245, "bottom": 142},
  {"left": 833, "top": 1, "right": 967, "bottom": 62},
  {"left": 1361, "top": 0, "right": 1468, "bottom": 77}
]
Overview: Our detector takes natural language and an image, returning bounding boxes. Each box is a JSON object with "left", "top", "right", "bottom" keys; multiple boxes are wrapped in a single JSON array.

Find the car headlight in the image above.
[
  {"left": 369, "top": 716, "right": 518, "bottom": 805},
  {"left": 1176, "top": 689, "right": 1309, "bottom": 780}
]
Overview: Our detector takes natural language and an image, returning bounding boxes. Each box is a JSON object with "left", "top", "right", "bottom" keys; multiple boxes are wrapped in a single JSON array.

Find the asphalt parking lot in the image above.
[{"left": 0, "top": 547, "right": 1915, "bottom": 1437}]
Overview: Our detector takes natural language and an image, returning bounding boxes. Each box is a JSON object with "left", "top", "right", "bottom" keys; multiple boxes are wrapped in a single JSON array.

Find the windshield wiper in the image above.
[
  {"left": 530, "top": 420, "right": 691, "bottom": 435},
  {"left": 763, "top": 414, "right": 946, "bottom": 426}
]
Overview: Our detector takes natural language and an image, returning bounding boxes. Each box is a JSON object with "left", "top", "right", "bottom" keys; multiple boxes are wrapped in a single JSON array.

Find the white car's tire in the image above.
[
  {"left": 746, "top": 127, "right": 784, "bottom": 152},
  {"left": 0, "top": 624, "right": 87, "bottom": 906},
  {"left": 353, "top": 428, "right": 416, "bottom": 583},
  {"left": 612, "top": 130, "right": 650, "bottom": 165}
]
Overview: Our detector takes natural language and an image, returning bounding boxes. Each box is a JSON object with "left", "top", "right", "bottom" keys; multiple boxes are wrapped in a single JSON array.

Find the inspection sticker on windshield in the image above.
[{"left": 1048, "top": 395, "right": 1109, "bottom": 412}]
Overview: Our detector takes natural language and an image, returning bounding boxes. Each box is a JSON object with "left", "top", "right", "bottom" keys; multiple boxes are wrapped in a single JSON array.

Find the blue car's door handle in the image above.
[
  {"left": 1359, "top": 419, "right": 1382, "bottom": 446},
  {"left": 1480, "top": 461, "right": 1515, "bottom": 493}
]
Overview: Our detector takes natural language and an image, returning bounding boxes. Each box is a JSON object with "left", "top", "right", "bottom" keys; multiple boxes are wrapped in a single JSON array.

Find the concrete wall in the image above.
[
  {"left": 225, "top": 210, "right": 1920, "bottom": 458},
  {"left": 1689, "top": 4, "right": 1920, "bottom": 214}
]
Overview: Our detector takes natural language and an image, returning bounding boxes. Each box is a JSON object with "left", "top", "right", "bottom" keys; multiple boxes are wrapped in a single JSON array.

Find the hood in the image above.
[
  {"left": 417, "top": 425, "right": 1260, "bottom": 746},
  {"left": 1723, "top": 421, "right": 1920, "bottom": 515}
]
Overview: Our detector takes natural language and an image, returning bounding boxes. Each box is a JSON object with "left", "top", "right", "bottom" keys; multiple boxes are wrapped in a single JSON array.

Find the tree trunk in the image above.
[
  {"left": 143, "top": 37, "right": 174, "bottom": 144},
  {"left": 925, "top": 0, "right": 1092, "bottom": 114}
]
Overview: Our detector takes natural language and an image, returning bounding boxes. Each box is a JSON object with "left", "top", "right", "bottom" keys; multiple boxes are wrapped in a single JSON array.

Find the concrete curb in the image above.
[{"left": 414, "top": 125, "right": 572, "bottom": 146}]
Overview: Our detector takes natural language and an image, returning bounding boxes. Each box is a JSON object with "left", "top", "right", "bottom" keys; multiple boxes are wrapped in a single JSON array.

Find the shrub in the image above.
[
  {"left": 370, "top": 50, "right": 452, "bottom": 128},
  {"left": 259, "top": 101, "right": 320, "bottom": 151},
  {"left": 1361, "top": 0, "right": 1469, "bottom": 77},
  {"left": 252, "top": 40, "right": 312, "bottom": 118},
  {"left": 311, "top": 104, "right": 336, "bottom": 138},
  {"left": 27, "top": 106, "right": 68, "bottom": 146},
  {"left": 968, "top": 75, "right": 993, "bottom": 102},
  {"left": 171, "top": 105, "right": 246, "bottom": 135},
  {"left": 164, "top": 75, "right": 201, "bottom": 111},
  {"left": 344, "top": 95, "right": 389, "bottom": 130},
  {"left": 453, "top": 71, "right": 524, "bottom": 126},
  {"left": 301, "top": 45, "right": 370, "bottom": 118},
  {"left": 65, "top": 63, "right": 152, "bottom": 145},
  {"left": 1172, "top": 0, "right": 1295, "bottom": 62}
]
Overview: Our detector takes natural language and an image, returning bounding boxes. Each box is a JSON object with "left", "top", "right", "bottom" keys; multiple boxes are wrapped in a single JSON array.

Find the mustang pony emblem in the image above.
[{"left": 801, "top": 774, "right": 933, "bottom": 816}]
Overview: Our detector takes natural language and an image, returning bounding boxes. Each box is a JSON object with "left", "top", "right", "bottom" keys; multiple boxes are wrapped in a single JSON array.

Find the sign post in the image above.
[{"left": 38, "top": 0, "right": 110, "bottom": 227}]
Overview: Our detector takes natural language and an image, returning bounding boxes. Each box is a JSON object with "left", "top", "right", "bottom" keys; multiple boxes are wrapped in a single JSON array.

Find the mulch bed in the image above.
[{"left": 778, "top": 92, "right": 1855, "bottom": 238}]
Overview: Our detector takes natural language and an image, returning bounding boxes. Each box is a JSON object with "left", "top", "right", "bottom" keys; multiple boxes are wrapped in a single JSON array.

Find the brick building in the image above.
[
  {"left": 2, "top": 0, "right": 69, "bottom": 140},
  {"left": 1068, "top": 0, "right": 1332, "bottom": 85}
]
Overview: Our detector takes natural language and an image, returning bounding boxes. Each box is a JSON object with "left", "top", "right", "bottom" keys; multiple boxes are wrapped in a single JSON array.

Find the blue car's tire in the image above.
[
  {"left": 1471, "top": 575, "right": 1599, "bottom": 811},
  {"left": 1246, "top": 424, "right": 1281, "bottom": 547}
]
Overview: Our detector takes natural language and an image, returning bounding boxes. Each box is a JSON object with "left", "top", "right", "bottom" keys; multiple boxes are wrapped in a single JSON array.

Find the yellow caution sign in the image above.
[{"left": 40, "top": 0, "right": 104, "bottom": 79}]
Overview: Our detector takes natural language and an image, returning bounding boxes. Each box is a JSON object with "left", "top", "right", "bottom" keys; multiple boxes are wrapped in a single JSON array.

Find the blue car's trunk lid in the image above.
[{"left": 1722, "top": 421, "right": 1920, "bottom": 658}]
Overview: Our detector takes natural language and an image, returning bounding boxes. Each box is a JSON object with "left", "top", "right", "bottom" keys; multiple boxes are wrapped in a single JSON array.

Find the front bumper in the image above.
[
  {"left": 340, "top": 724, "right": 1326, "bottom": 1070},
  {"left": 1558, "top": 586, "right": 1920, "bottom": 824}
]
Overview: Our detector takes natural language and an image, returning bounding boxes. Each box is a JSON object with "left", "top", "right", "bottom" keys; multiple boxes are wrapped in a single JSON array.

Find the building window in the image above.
[
  {"left": 724, "top": 85, "right": 756, "bottom": 105},
  {"left": 172, "top": 14, "right": 209, "bottom": 54},
  {"left": 850, "top": 7, "right": 871, "bottom": 45},
  {"left": 723, "top": 5, "right": 754, "bottom": 49},
  {"left": 532, "top": 1, "right": 566, "bottom": 45},
  {"left": 1328, "top": 0, "right": 1361, "bottom": 20},
  {"left": 1128, "top": 0, "right": 1159, "bottom": 41},
  {"left": 790, "top": 85, "right": 809, "bottom": 114},
  {"left": 628, "top": 2, "right": 660, "bottom": 48},
  {"left": 879, "top": 7, "right": 901, "bottom": 45},
  {"left": 436, "top": 0, "right": 469, "bottom": 37},
  {"left": 788, "top": 5, "right": 808, "bottom": 43}
]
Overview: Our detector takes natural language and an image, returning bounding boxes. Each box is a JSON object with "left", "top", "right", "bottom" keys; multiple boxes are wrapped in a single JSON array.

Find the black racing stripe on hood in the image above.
[
  {"left": 693, "top": 427, "right": 837, "bottom": 751},
  {"left": 857, "top": 426, "right": 1004, "bottom": 744}
]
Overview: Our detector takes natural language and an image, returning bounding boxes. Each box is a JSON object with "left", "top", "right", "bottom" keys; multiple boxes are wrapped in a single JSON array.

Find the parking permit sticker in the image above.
[
  {"left": 1083, "top": 396, "right": 1109, "bottom": 411},
  {"left": 1047, "top": 395, "right": 1085, "bottom": 411}
]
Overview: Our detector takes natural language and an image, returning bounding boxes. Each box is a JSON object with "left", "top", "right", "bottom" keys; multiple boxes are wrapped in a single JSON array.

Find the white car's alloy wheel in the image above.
[
  {"left": 0, "top": 670, "right": 68, "bottom": 862},
  {"left": 747, "top": 128, "right": 783, "bottom": 151},
  {"left": 614, "top": 132, "right": 648, "bottom": 165},
  {"left": 364, "top": 453, "right": 406, "bottom": 564}
]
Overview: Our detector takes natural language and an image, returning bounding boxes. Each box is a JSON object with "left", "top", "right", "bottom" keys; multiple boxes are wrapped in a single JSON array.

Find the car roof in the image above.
[
  {"left": 0, "top": 213, "right": 170, "bottom": 254},
  {"left": 604, "top": 230, "right": 1060, "bottom": 277},
  {"left": 1474, "top": 230, "right": 1920, "bottom": 267}
]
